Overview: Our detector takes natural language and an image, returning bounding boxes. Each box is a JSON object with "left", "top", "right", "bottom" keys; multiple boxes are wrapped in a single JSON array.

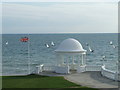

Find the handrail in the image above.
[{"left": 101, "top": 65, "right": 119, "bottom": 81}]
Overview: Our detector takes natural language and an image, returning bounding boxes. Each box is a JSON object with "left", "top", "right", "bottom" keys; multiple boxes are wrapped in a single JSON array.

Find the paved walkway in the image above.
[
  {"left": 64, "top": 71, "right": 119, "bottom": 89},
  {"left": 38, "top": 71, "right": 119, "bottom": 89}
]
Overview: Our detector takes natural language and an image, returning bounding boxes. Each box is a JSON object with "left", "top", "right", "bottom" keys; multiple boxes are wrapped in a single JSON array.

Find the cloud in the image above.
[{"left": 2, "top": 2, "right": 118, "bottom": 33}]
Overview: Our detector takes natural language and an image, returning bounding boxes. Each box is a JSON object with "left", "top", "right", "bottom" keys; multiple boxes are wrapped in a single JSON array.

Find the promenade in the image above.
[{"left": 64, "top": 71, "right": 119, "bottom": 89}]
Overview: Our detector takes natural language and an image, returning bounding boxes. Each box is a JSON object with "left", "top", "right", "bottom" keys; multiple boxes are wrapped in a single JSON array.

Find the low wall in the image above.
[
  {"left": 35, "top": 64, "right": 55, "bottom": 74},
  {"left": 35, "top": 64, "right": 120, "bottom": 81},
  {"left": 77, "top": 65, "right": 86, "bottom": 73},
  {"left": 85, "top": 65, "right": 102, "bottom": 71},
  {"left": 39, "top": 65, "right": 102, "bottom": 73},
  {"left": 43, "top": 65, "right": 55, "bottom": 72},
  {"left": 101, "top": 65, "right": 120, "bottom": 81}
]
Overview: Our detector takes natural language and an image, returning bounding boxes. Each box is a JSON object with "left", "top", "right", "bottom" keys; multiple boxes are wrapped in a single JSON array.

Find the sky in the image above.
[{"left": 2, "top": 2, "right": 118, "bottom": 34}]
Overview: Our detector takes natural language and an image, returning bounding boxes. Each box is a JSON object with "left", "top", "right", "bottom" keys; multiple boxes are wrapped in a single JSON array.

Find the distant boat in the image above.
[
  {"left": 6, "top": 41, "right": 8, "bottom": 45},
  {"left": 88, "top": 46, "right": 94, "bottom": 52},
  {"left": 109, "top": 41, "right": 113, "bottom": 45},
  {"left": 20, "top": 37, "right": 29, "bottom": 42},
  {"left": 51, "top": 41, "right": 55, "bottom": 46}
]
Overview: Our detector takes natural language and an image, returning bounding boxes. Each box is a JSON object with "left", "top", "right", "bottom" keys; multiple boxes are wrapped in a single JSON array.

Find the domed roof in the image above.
[{"left": 55, "top": 38, "right": 86, "bottom": 53}]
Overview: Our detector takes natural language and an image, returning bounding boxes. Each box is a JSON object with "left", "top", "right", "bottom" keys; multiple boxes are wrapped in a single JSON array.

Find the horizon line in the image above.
[{"left": 1, "top": 32, "right": 119, "bottom": 34}]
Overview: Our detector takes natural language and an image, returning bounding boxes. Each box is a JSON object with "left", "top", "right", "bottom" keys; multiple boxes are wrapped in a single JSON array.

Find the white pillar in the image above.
[
  {"left": 84, "top": 54, "right": 86, "bottom": 65},
  {"left": 78, "top": 55, "right": 80, "bottom": 66},
  {"left": 82, "top": 54, "right": 84, "bottom": 65},
  {"left": 72, "top": 55, "right": 74, "bottom": 64},
  {"left": 56, "top": 53, "right": 58, "bottom": 66},
  {"left": 57, "top": 53, "right": 62, "bottom": 66},
  {"left": 67, "top": 56, "right": 69, "bottom": 66}
]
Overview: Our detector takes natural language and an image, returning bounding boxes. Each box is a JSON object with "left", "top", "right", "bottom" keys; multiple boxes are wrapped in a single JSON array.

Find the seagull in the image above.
[
  {"left": 102, "top": 56, "right": 106, "bottom": 59},
  {"left": 45, "top": 44, "right": 50, "bottom": 48},
  {"left": 109, "top": 41, "right": 113, "bottom": 45},
  {"left": 6, "top": 41, "right": 8, "bottom": 45},
  {"left": 88, "top": 46, "right": 94, "bottom": 52},
  {"left": 102, "top": 55, "right": 107, "bottom": 61},
  {"left": 112, "top": 45, "right": 117, "bottom": 48},
  {"left": 51, "top": 41, "right": 55, "bottom": 46},
  {"left": 86, "top": 43, "right": 89, "bottom": 46}
]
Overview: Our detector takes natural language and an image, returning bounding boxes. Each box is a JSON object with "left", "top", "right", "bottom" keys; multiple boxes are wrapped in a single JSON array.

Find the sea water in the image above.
[{"left": 2, "top": 33, "right": 118, "bottom": 75}]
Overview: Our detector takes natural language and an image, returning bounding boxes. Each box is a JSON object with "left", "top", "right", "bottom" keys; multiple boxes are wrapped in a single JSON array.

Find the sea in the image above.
[{"left": 2, "top": 33, "right": 118, "bottom": 75}]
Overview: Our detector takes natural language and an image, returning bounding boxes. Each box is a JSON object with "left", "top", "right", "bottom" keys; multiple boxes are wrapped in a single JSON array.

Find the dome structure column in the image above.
[
  {"left": 83, "top": 54, "right": 86, "bottom": 65},
  {"left": 78, "top": 55, "right": 81, "bottom": 66},
  {"left": 66, "top": 55, "right": 69, "bottom": 66},
  {"left": 72, "top": 55, "right": 75, "bottom": 64},
  {"left": 61, "top": 55, "right": 64, "bottom": 65},
  {"left": 82, "top": 54, "right": 84, "bottom": 65}
]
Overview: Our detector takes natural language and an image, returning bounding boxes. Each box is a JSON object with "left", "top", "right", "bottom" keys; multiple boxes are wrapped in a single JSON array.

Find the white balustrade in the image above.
[
  {"left": 35, "top": 64, "right": 120, "bottom": 81},
  {"left": 77, "top": 65, "right": 86, "bottom": 73},
  {"left": 85, "top": 65, "right": 102, "bottom": 71},
  {"left": 101, "top": 66, "right": 120, "bottom": 81},
  {"left": 43, "top": 65, "right": 55, "bottom": 71},
  {"left": 35, "top": 64, "right": 44, "bottom": 74}
]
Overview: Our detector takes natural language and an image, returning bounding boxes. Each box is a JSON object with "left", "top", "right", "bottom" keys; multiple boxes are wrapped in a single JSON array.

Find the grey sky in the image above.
[{"left": 2, "top": 2, "right": 118, "bottom": 34}]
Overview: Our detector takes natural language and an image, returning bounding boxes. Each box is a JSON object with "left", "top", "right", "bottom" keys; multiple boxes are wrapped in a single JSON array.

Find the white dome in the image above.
[{"left": 55, "top": 38, "right": 86, "bottom": 53}]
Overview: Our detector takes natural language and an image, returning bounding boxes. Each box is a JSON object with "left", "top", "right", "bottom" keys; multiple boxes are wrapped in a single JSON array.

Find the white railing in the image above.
[
  {"left": 101, "top": 65, "right": 120, "bottom": 81},
  {"left": 37, "top": 65, "right": 102, "bottom": 73},
  {"left": 34, "top": 64, "right": 120, "bottom": 81},
  {"left": 85, "top": 65, "right": 102, "bottom": 71},
  {"left": 77, "top": 65, "right": 86, "bottom": 73},
  {"left": 43, "top": 65, "right": 55, "bottom": 71},
  {"left": 35, "top": 64, "right": 55, "bottom": 74}
]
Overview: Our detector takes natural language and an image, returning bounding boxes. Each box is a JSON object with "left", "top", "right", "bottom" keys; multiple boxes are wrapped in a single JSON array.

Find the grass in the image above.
[{"left": 2, "top": 74, "right": 98, "bottom": 90}]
